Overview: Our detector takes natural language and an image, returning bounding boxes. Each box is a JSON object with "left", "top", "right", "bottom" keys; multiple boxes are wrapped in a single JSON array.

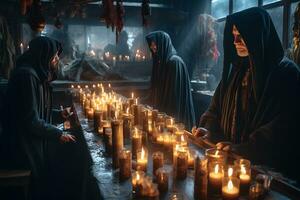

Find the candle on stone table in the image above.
[
  {"left": 111, "top": 112, "right": 124, "bottom": 169},
  {"left": 137, "top": 147, "right": 148, "bottom": 172},
  {"left": 132, "top": 98, "right": 140, "bottom": 125},
  {"left": 209, "top": 162, "right": 224, "bottom": 195},
  {"left": 132, "top": 127, "right": 142, "bottom": 159},
  {"left": 132, "top": 171, "right": 145, "bottom": 194},
  {"left": 234, "top": 159, "right": 251, "bottom": 195},
  {"left": 152, "top": 151, "right": 164, "bottom": 176},
  {"left": 122, "top": 108, "right": 133, "bottom": 139},
  {"left": 194, "top": 156, "right": 208, "bottom": 200},
  {"left": 87, "top": 108, "right": 94, "bottom": 121},
  {"left": 119, "top": 149, "right": 132, "bottom": 181},
  {"left": 94, "top": 105, "right": 102, "bottom": 132},
  {"left": 156, "top": 167, "right": 169, "bottom": 193},
  {"left": 176, "top": 147, "right": 188, "bottom": 180},
  {"left": 222, "top": 177, "right": 240, "bottom": 200}
]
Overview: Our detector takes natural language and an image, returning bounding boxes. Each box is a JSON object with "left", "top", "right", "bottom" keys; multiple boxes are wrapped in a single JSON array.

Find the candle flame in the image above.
[
  {"left": 20, "top": 43, "right": 23, "bottom": 47},
  {"left": 77, "top": 85, "right": 81, "bottom": 89},
  {"left": 109, "top": 83, "right": 111, "bottom": 88},
  {"left": 126, "top": 107, "right": 129, "bottom": 114},
  {"left": 228, "top": 167, "right": 233, "bottom": 177},
  {"left": 141, "top": 147, "right": 145, "bottom": 159},
  {"left": 241, "top": 165, "right": 246, "bottom": 175},
  {"left": 214, "top": 164, "right": 219, "bottom": 174},
  {"left": 181, "top": 135, "right": 185, "bottom": 142},
  {"left": 71, "top": 85, "right": 74, "bottom": 88},
  {"left": 228, "top": 180, "right": 233, "bottom": 190},
  {"left": 131, "top": 92, "right": 134, "bottom": 98},
  {"left": 93, "top": 84, "right": 96, "bottom": 88},
  {"left": 137, "top": 173, "right": 140, "bottom": 180},
  {"left": 85, "top": 85, "right": 88, "bottom": 89},
  {"left": 135, "top": 98, "right": 138, "bottom": 105},
  {"left": 171, "top": 118, "right": 173, "bottom": 125},
  {"left": 215, "top": 150, "right": 219, "bottom": 156}
]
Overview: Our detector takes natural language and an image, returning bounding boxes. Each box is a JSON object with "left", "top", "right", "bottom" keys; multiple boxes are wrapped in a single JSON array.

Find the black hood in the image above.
[
  {"left": 16, "top": 36, "right": 62, "bottom": 81},
  {"left": 146, "top": 31, "right": 177, "bottom": 65},
  {"left": 222, "top": 7, "right": 284, "bottom": 101}
]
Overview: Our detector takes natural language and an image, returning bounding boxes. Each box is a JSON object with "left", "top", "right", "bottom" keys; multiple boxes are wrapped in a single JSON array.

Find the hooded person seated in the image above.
[
  {"left": 195, "top": 8, "right": 300, "bottom": 181},
  {"left": 146, "top": 31, "right": 196, "bottom": 130},
  {"left": 0, "top": 36, "right": 76, "bottom": 199}
]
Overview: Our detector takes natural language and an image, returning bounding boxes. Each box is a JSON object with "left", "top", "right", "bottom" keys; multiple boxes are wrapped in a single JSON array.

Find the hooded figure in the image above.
[
  {"left": 199, "top": 8, "right": 300, "bottom": 179},
  {"left": 146, "top": 31, "right": 195, "bottom": 129},
  {"left": 0, "top": 37, "right": 69, "bottom": 198}
]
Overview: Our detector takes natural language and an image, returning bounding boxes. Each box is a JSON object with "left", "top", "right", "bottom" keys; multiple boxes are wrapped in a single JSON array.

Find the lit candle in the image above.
[
  {"left": 209, "top": 162, "right": 224, "bottom": 195},
  {"left": 94, "top": 106, "right": 103, "bottom": 132},
  {"left": 132, "top": 171, "right": 145, "bottom": 195},
  {"left": 156, "top": 134, "right": 164, "bottom": 145},
  {"left": 176, "top": 148, "right": 188, "bottom": 180},
  {"left": 156, "top": 167, "right": 169, "bottom": 193},
  {"left": 111, "top": 118, "right": 124, "bottom": 169},
  {"left": 132, "top": 98, "right": 140, "bottom": 125},
  {"left": 132, "top": 127, "right": 142, "bottom": 159},
  {"left": 152, "top": 151, "right": 164, "bottom": 176},
  {"left": 188, "top": 149, "right": 195, "bottom": 169},
  {"left": 103, "top": 126, "right": 112, "bottom": 155},
  {"left": 137, "top": 147, "right": 148, "bottom": 172},
  {"left": 119, "top": 149, "right": 132, "bottom": 181},
  {"left": 122, "top": 108, "right": 133, "bottom": 139},
  {"left": 205, "top": 148, "right": 227, "bottom": 164},
  {"left": 194, "top": 156, "right": 208, "bottom": 200},
  {"left": 87, "top": 108, "right": 94, "bottom": 121},
  {"left": 222, "top": 178, "right": 240, "bottom": 200},
  {"left": 234, "top": 159, "right": 251, "bottom": 195}
]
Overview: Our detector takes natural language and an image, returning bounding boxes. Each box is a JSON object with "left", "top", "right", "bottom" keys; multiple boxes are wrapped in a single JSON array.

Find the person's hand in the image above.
[
  {"left": 60, "top": 132, "right": 76, "bottom": 143},
  {"left": 216, "top": 141, "right": 232, "bottom": 152},
  {"left": 61, "top": 106, "right": 74, "bottom": 119},
  {"left": 192, "top": 126, "right": 209, "bottom": 139}
]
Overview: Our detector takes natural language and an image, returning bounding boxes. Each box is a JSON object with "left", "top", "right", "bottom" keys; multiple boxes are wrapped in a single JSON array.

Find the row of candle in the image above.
[{"left": 71, "top": 84, "right": 256, "bottom": 199}]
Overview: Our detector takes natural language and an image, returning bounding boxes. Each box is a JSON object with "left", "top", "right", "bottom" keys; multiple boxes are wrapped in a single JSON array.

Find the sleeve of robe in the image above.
[
  {"left": 234, "top": 63, "right": 300, "bottom": 166},
  {"left": 163, "top": 57, "right": 195, "bottom": 129},
  {"left": 16, "top": 72, "right": 63, "bottom": 140},
  {"left": 199, "top": 81, "right": 226, "bottom": 141}
]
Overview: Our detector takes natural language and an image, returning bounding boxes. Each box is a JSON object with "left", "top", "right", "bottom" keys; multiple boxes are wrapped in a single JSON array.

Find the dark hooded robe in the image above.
[
  {"left": 200, "top": 8, "right": 300, "bottom": 180},
  {"left": 146, "top": 31, "right": 196, "bottom": 129},
  {"left": 1, "top": 36, "right": 63, "bottom": 198}
]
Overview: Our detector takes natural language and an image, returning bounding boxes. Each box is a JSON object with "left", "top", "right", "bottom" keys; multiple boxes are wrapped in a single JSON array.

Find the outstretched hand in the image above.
[
  {"left": 60, "top": 132, "right": 76, "bottom": 143},
  {"left": 192, "top": 126, "right": 209, "bottom": 139},
  {"left": 60, "top": 106, "right": 74, "bottom": 119},
  {"left": 216, "top": 141, "right": 232, "bottom": 152}
]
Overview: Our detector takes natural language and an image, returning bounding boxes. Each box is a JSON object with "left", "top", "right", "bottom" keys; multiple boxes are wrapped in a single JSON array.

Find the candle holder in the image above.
[
  {"left": 156, "top": 112, "right": 166, "bottom": 124},
  {"left": 188, "top": 149, "right": 196, "bottom": 169},
  {"left": 208, "top": 161, "right": 224, "bottom": 196},
  {"left": 194, "top": 156, "right": 208, "bottom": 200},
  {"left": 174, "top": 123, "right": 185, "bottom": 136},
  {"left": 205, "top": 148, "right": 227, "bottom": 164},
  {"left": 249, "top": 182, "right": 265, "bottom": 200},
  {"left": 137, "top": 147, "right": 148, "bottom": 172},
  {"left": 132, "top": 128, "right": 142, "bottom": 159},
  {"left": 234, "top": 159, "right": 251, "bottom": 195},
  {"left": 224, "top": 165, "right": 238, "bottom": 178},
  {"left": 119, "top": 149, "right": 132, "bottom": 181},
  {"left": 175, "top": 147, "right": 188, "bottom": 180},
  {"left": 152, "top": 151, "right": 164, "bottom": 176},
  {"left": 123, "top": 113, "right": 133, "bottom": 139},
  {"left": 176, "top": 134, "right": 188, "bottom": 147},
  {"left": 132, "top": 171, "right": 145, "bottom": 196},
  {"left": 156, "top": 167, "right": 169, "bottom": 193},
  {"left": 103, "top": 127, "right": 112, "bottom": 155},
  {"left": 222, "top": 177, "right": 240, "bottom": 200},
  {"left": 152, "top": 109, "right": 158, "bottom": 124},
  {"left": 111, "top": 119, "right": 124, "bottom": 169},
  {"left": 94, "top": 109, "right": 102, "bottom": 132}
]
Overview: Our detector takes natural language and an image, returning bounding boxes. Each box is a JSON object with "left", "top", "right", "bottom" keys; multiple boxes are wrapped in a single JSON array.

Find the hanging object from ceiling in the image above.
[
  {"left": 20, "top": 0, "right": 33, "bottom": 15},
  {"left": 102, "top": 0, "right": 115, "bottom": 31},
  {"left": 27, "top": 0, "right": 46, "bottom": 32},
  {"left": 141, "top": 0, "right": 151, "bottom": 26},
  {"left": 115, "top": 0, "right": 125, "bottom": 43}
]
